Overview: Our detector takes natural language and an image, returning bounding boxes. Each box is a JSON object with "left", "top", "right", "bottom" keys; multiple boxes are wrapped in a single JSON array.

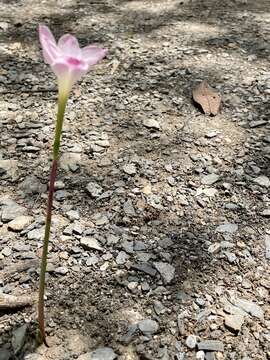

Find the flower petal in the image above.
[
  {"left": 38, "top": 25, "right": 60, "bottom": 64},
  {"left": 38, "top": 24, "right": 56, "bottom": 45},
  {"left": 42, "top": 42, "right": 61, "bottom": 64},
  {"left": 58, "top": 34, "right": 81, "bottom": 58},
  {"left": 81, "top": 45, "right": 108, "bottom": 66}
]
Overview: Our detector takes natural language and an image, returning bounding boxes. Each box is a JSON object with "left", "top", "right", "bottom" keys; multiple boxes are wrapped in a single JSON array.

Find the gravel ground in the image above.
[{"left": 0, "top": 0, "right": 269, "bottom": 359}]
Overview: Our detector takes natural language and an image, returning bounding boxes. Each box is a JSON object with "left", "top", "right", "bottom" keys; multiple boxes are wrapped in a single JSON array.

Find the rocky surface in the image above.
[{"left": 0, "top": 0, "right": 269, "bottom": 359}]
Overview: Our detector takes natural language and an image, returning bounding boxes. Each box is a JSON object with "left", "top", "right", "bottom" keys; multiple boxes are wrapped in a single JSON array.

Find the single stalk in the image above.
[{"left": 38, "top": 92, "right": 68, "bottom": 346}]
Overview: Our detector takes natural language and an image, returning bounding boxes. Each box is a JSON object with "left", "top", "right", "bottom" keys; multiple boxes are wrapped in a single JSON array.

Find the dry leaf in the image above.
[{"left": 193, "top": 81, "right": 221, "bottom": 115}]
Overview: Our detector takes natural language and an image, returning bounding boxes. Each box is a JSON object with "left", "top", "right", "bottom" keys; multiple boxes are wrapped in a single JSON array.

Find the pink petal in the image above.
[
  {"left": 38, "top": 24, "right": 60, "bottom": 64},
  {"left": 81, "top": 45, "right": 108, "bottom": 66},
  {"left": 38, "top": 24, "right": 56, "bottom": 45},
  {"left": 58, "top": 34, "right": 81, "bottom": 58},
  {"left": 41, "top": 42, "right": 61, "bottom": 65}
]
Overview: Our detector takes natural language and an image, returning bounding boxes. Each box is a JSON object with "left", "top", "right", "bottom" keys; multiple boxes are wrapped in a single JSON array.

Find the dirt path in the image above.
[{"left": 0, "top": 1, "right": 269, "bottom": 359}]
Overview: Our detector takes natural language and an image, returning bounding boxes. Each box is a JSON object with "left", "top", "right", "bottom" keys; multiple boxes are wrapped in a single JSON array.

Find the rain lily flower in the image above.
[
  {"left": 39, "top": 24, "right": 107, "bottom": 97},
  {"left": 37, "top": 25, "right": 107, "bottom": 346}
]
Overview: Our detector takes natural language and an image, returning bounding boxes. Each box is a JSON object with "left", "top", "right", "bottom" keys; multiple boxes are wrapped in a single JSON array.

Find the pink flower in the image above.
[{"left": 38, "top": 24, "right": 107, "bottom": 95}]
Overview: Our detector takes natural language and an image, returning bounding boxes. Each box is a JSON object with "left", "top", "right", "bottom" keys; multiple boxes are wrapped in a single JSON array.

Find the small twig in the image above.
[
  {"left": 0, "top": 293, "right": 34, "bottom": 310},
  {"left": 0, "top": 88, "right": 57, "bottom": 95}
]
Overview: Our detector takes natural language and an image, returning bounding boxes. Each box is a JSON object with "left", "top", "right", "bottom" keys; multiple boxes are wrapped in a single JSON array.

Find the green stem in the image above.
[{"left": 38, "top": 93, "right": 68, "bottom": 346}]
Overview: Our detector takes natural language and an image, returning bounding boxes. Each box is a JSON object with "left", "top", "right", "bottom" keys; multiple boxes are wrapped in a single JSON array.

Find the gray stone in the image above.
[
  {"left": 177, "top": 315, "right": 186, "bottom": 335},
  {"left": 208, "top": 243, "right": 221, "bottom": 254},
  {"left": 80, "top": 237, "right": 103, "bottom": 251},
  {"left": 120, "top": 324, "right": 138, "bottom": 345},
  {"left": 0, "top": 349, "right": 11, "bottom": 360},
  {"left": 131, "top": 262, "right": 157, "bottom": 276},
  {"left": 19, "top": 176, "right": 46, "bottom": 194},
  {"left": 153, "top": 300, "right": 166, "bottom": 315},
  {"left": 143, "top": 118, "right": 160, "bottom": 130},
  {"left": 8, "top": 215, "right": 33, "bottom": 232},
  {"left": 121, "top": 240, "right": 134, "bottom": 254},
  {"left": 24, "top": 354, "right": 43, "bottom": 360},
  {"left": 1, "top": 199, "right": 27, "bottom": 222},
  {"left": 123, "top": 200, "right": 136, "bottom": 216},
  {"left": 201, "top": 174, "right": 220, "bottom": 185},
  {"left": 95, "top": 139, "right": 110, "bottom": 148},
  {"left": 2, "top": 246, "right": 12, "bottom": 257},
  {"left": 66, "top": 210, "right": 80, "bottom": 221},
  {"left": 27, "top": 227, "right": 44, "bottom": 241},
  {"left": 138, "top": 319, "right": 159, "bottom": 335},
  {"left": 0, "top": 159, "right": 18, "bottom": 181},
  {"left": 225, "top": 251, "right": 237, "bottom": 263},
  {"left": 94, "top": 214, "right": 109, "bottom": 226},
  {"left": 233, "top": 298, "right": 264, "bottom": 319},
  {"left": 54, "top": 266, "right": 69, "bottom": 275},
  {"left": 216, "top": 223, "right": 238, "bottom": 234},
  {"left": 186, "top": 334, "right": 197, "bottom": 349},
  {"left": 123, "top": 164, "right": 136, "bottom": 175},
  {"left": 12, "top": 324, "right": 27, "bottom": 355},
  {"left": 224, "top": 314, "right": 244, "bottom": 332},
  {"left": 154, "top": 261, "right": 175, "bottom": 284},
  {"left": 198, "top": 340, "right": 224, "bottom": 352},
  {"left": 86, "top": 182, "right": 103, "bottom": 198},
  {"left": 265, "top": 235, "right": 270, "bottom": 259},
  {"left": 134, "top": 240, "right": 147, "bottom": 251},
  {"left": 106, "top": 234, "right": 120, "bottom": 245},
  {"left": 86, "top": 255, "right": 99, "bottom": 266},
  {"left": 78, "top": 347, "right": 117, "bottom": 360},
  {"left": 261, "top": 209, "right": 270, "bottom": 217},
  {"left": 175, "top": 353, "right": 185, "bottom": 360},
  {"left": 205, "top": 353, "right": 215, "bottom": 360},
  {"left": 249, "top": 120, "right": 268, "bottom": 128},
  {"left": 116, "top": 251, "right": 129, "bottom": 265},
  {"left": 253, "top": 175, "right": 270, "bottom": 187},
  {"left": 196, "top": 351, "right": 205, "bottom": 360}
]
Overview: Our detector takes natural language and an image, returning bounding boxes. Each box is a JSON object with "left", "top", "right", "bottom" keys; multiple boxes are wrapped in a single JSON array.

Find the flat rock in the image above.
[
  {"left": 216, "top": 223, "right": 238, "bottom": 234},
  {"left": 224, "top": 314, "right": 244, "bottom": 332},
  {"left": 66, "top": 210, "right": 80, "bottom": 221},
  {"left": 138, "top": 319, "right": 159, "bottom": 335},
  {"left": 0, "top": 349, "right": 11, "bottom": 360},
  {"left": 233, "top": 298, "right": 264, "bottom": 319},
  {"left": 198, "top": 340, "right": 224, "bottom": 352},
  {"left": 12, "top": 324, "right": 28, "bottom": 355},
  {"left": 80, "top": 237, "right": 103, "bottom": 251},
  {"left": 8, "top": 215, "right": 33, "bottom": 231},
  {"left": 0, "top": 159, "right": 18, "bottom": 181},
  {"left": 116, "top": 251, "right": 129, "bottom": 265},
  {"left": 86, "top": 254, "right": 99, "bottom": 266},
  {"left": 131, "top": 262, "right": 157, "bottom": 276},
  {"left": 86, "top": 182, "right": 103, "bottom": 198},
  {"left": 27, "top": 227, "right": 44, "bottom": 241},
  {"left": 123, "top": 199, "right": 136, "bottom": 216},
  {"left": 253, "top": 175, "right": 270, "bottom": 187},
  {"left": 143, "top": 118, "right": 160, "bottom": 130},
  {"left": 154, "top": 261, "right": 175, "bottom": 284},
  {"left": 265, "top": 234, "right": 270, "bottom": 259},
  {"left": 1, "top": 199, "right": 27, "bottom": 222},
  {"left": 201, "top": 173, "right": 220, "bottom": 185},
  {"left": 123, "top": 163, "right": 136, "bottom": 175},
  {"left": 19, "top": 176, "right": 46, "bottom": 195},
  {"left": 78, "top": 347, "right": 117, "bottom": 360}
]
